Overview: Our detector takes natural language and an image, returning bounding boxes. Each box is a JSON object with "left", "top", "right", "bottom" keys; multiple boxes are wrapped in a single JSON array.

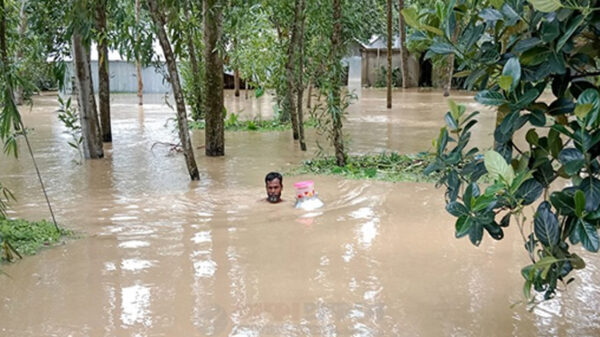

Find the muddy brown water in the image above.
[{"left": 1, "top": 89, "right": 599, "bottom": 336}]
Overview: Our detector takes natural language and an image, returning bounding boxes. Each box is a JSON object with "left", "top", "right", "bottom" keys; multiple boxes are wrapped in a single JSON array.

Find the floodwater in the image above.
[{"left": 1, "top": 89, "right": 599, "bottom": 337}]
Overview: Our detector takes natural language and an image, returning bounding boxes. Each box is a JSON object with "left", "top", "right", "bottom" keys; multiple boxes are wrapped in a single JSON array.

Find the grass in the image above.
[
  {"left": 289, "top": 152, "right": 441, "bottom": 183},
  {"left": 0, "top": 218, "right": 72, "bottom": 261}
]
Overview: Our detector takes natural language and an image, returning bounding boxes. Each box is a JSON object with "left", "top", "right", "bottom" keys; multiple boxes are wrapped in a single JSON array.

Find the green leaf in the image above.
[
  {"left": 557, "top": 15, "right": 584, "bottom": 51},
  {"left": 447, "top": 201, "right": 469, "bottom": 217},
  {"left": 502, "top": 58, "right": 521, "bottom": 92},
  {"left": 479, "top": 8, "right": 504, "bottom": 22},
  {"left": 469, "top": 222, "right": 484, "bottom": 246},
  {"left": 570, "top": 253, "right": 586, "bottom": 269},
  {"left": 515, "top": 179, "right": 544, "bottom": 206},
  {"left": 499, "top": 75, "right": 513, "bottom": 92},
  {"left": 528, "top": 0, "right": 562, "bottom": 13},
  {"left": 541, "top": 19, "right": 560, "bottom": 42},
  {"left": 550, "top": 191, "right": 575, "bottom": 216},
  {"left": 577, "top": 220, "right": 600, "bottom": 252},
  {"left": 575, "top": 190, "right": 586, "bottom": 218},
  {"left": 475, "top": 90, "right": 506, "bottom": 106},
  {"left": 526, "top": 129, "right": 539, "bottom": 145},
  {"left": 490, "top": 0, "right": 505, "bottom": 8},
  {"left": 422, "top": 24, "right": 444, "bottom": 36},
  {"left": 401, "top": 8, "right": 420, "bottom": 28},
  {"left": 455, "top": 216, "right": 472, "bottom": 238},
  {"left": 574, "top": 103, "right": 593, "bottom": 120},
  {"left": 534, "top": 255, "right": 559, "bottom": 279},
  {"left": 513, "top": 38, "right": 542, "bottom": 53},
  {"left": 534, "top": 201, "right": 559, "bottom": 247},
  {"left": 577, "top": 89, "right": 600, "bottom": 127},
  {"left": 558, "top": 148, "right": 585, "bottom": 176},
  {"left": 430, "top": 42, "right": 455, "bottom": 55},
  {"left": 581, "top": 177, "right": 600, "bottom": 212},
  {"left": 484, "top": 150, "right": 514, "bottom": 185}
]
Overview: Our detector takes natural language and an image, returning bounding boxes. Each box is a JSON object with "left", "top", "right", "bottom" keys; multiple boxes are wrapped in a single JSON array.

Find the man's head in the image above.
[{"left": 265, "top": 172, "right": 283, "bottom": 203}]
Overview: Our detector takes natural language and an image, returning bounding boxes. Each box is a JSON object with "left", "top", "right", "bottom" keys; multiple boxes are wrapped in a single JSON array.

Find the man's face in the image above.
[{"left": 266, "top": 179, "right": 282, "bottom": 203}]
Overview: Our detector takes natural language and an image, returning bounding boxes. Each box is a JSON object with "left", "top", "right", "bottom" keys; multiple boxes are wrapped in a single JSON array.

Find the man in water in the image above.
[{"left": 265, "top": 172, "right": 283, "bottom": 203}]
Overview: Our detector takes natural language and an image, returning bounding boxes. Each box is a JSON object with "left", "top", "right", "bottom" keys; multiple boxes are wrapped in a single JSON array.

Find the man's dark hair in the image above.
[{"left": 265, "top": 172, "right": 283, "bottom": 185}]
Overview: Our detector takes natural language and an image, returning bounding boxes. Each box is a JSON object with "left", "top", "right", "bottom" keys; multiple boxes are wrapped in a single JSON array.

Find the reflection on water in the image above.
[{"left": 0, "top": 90, "right": 599, "bottom": 336}]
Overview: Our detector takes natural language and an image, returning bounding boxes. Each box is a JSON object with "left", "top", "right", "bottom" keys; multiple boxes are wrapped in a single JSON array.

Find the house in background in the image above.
[{"left": 353, "top": 35, "right": 420, "bottom": 88}]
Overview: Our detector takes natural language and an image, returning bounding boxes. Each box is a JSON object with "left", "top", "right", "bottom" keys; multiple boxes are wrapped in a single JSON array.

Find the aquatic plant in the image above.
[
  {"left": 0, "top": 218, "right": 70, "bottom": 262},
  {"left": 421, "top": 0, "right": 600, "bottom": 305},
  {"left": 292, "top": 152, "right": 439, "bottom": 182}
]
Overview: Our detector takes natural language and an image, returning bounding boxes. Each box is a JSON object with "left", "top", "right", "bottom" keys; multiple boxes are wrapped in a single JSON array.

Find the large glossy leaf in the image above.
[
  {"left": 581, "top": 177, "right": 600, "bottom": 212},
  {"left": 401, "top": 8, "right": 420, "bottom": 28},
  {"left": 577, "top": 219, "right": 600, "bottom": 252},
  {"left": 469, "top": 222, "right": 484, "bottom": 246},
  {"left": 484, "top": 150, "right": 514, "bottom": 184},
  {"left": 557, "top": 15, "right": 584, "bottom": 51},
  {"left": 513, "top": 38, "right": 542, "bottom": 53},
  {"left": 577, "top": 89, "right": 600, "bottom": 127},
  {"left": 455, "top": 215, "right": 472, "bottom": 238},
  {"left": 528, "top": 0, "right": 562, "bottom": 13},
  {"left": 515, "top": 179, "right": 544, "bottom": 205},
  {"left": 447, "top": 201, "right": 469, "bottom": 217},
  {"left": 475, "top": 90, "right": 506, "bottom": 106},
  {"left": 479, "top": 8, "right": 504, "bottom": 22},
  {"left": 558, "top": 148, "right": 585, "bottom": 175},
  {"left": 430, "top": 42, "right": 455, "bottom": 55},
  {"left": 541, "top": 19, "right": 560, "bottom": 42},
  {"left": 548, "top": 98, "right": 575, "bottom": 116},
  {"left": 534, "top": 201, "right": 560, "bottom": 247},
  {"left": 502, "top": 58, "right": 521, "bottom": 92}
]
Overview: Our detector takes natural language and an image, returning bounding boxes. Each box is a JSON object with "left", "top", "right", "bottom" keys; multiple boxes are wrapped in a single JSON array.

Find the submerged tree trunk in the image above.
[
  {"left": 330, "top": 0, "right": 345, "bottom": 166},
  {"left": 14, "top": 0, "right": 27, "bottom": 105},
  {"left": 284, "top": 0, "right": 301, "bottom": 140},
  {"left": 296, "top": 0, "right": 306, "bottom": 151},
  {"left": 72, "top": 33, "right": 104, "bottom": 159},
  {"left": 135, "top": 0, "right": 143, "bottom": 105},
  {"left": 203, "top": 0, "right": 225, "bottom": 156},
  {"left": 96, "top": 0, "right": 112, "bottom": 142},
  {"left": 147, "top": 0, "right": 199, "bottom": 180},
  {"left": 386, "top": 0, "right": 392, "bottom": 109},
  {"left": 398, "top": 0, "right": 409, "bottom": 88}
]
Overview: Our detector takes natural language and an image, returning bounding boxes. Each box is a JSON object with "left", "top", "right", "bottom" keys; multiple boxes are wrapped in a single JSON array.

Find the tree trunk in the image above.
[
  {"left": 306, "top": 80, "right": 312, "bottom": 109},
  {"left": 444, "top": 25, "right": 460, "bottom": 97},
  {"left": 96, "top": 0, "right": 112, "bottom": 142},
  {"left": 285, "top": 0, "right": 301, "bottom": 140},
  {"left": 234, "top": 68, "right": 240, "bottom": 97},
  {"left": 147, "top": 0, "right": 199, "bottom": 180},
  {"left": 330, "top": 0, "right": 345, "bottom": 166},
  {"left": 245, "top": 80, "right": 248, "bottom": 99},
  {"left": 203, "top": 0, "right": 225, "bottom": 156},
  {"left": 72, "top": 33, "right": 104, "bottom": 159},
  {"left": 184, "top": 1, "right": 202, "bottom": 121},
  {"left": 398, "top": 0, "right": 409, "bottom": 88},
  {"left": 135, "top": 0, "right": 143, "bottom": 105},
  {"left": 386, "top": 0, "right": 392, "bottom": 109},
  {"left": 14, "top": 0, "right": 27, "bottom": 105},
  {"left": 296, "top": 0, "right": 306, "bottom": 151}
]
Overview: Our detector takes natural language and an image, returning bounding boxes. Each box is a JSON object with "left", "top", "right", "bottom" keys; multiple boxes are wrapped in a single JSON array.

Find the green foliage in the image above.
[
  {"left": 0, "top": 182, "right": 15, "bottom": 219},
  {"left": 292, "top": 152, "right": 438, "bottom": 182},
  {"left": 56, "top": 95, "right": 83, "bottom": 163},
  {"left": 0, "top": 218, "right": 70, "bottom": 261},
  {"left": 188, "top": 113, "right": 317, "bottom": 132},
  {"left": 374, "top": 65, "right": 403, "bottom": 87},
  {"left": 423, "top": 0, "right": 600, "bottom": 305}
]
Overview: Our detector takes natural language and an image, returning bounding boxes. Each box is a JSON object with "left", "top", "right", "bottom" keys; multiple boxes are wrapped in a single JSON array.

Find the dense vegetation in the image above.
[{"left": 405, "top": 0, "right": 600, "bottom": 305}]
